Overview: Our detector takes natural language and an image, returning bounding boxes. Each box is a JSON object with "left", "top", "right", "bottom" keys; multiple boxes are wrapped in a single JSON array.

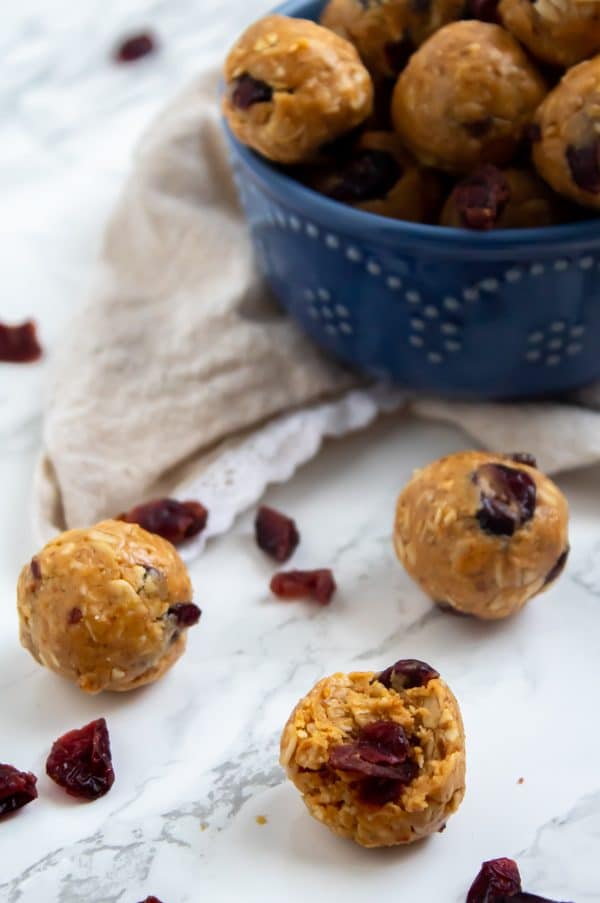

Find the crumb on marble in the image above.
[
  {"left": 517, "top": 777, "right": 525, "bottom": 785},
  {"left": 200, "top": 822, "right": 209, "bottom": 831},
  {"left": 255, "top": 815, "right": 268, "bottom": 825}
]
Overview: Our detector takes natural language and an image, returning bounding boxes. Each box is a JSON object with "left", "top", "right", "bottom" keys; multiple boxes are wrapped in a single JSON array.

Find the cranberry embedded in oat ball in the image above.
[
  {"left": 441, "top": 164, "right": 572, "bottom": 228},
  {"left": 280, "top": 666, "right": 465, "bottom": 847},
  {"left": 394, "top": 451, "right": 569, "bottom": 619},
  {"left": 391, "top": 21, "right": 546, "bottom": 173},
  {"left": 17, "top": 520, "right": 200, "bottom": 693},
  {"left": 533, "top": 57, "right": 600, "bottom": 210},
  {"left": 320, "top": 0, "right": 464, "bottom": 78},
  {"left": 222, "top": 15, "right": 373, "bottom": 164},
  {"left": 307, "top": 131, "right": 445, "bottom": 223}
]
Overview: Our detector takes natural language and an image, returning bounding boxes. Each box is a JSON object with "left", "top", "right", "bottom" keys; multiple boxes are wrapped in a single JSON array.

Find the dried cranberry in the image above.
[
  {"left": 231, "top": 75, "right": 273, "bottom": 110},
  {"left": 270, "top": 569, "right": 336, "bottom": 605},
  {"left": 474, "top": 463, "right": 537, "bottom": 536},
  {"left": 358, "top": 777, "right": 404, "bottom": 806},
  {"left": 0, "top": 764, "right": 38, "bottom": 817},
  {"left": 543, "top": 547, "right": 570, "bottom": 586},
  {"left": 566, "top": 142, "right": 600, "bottom": 194},
  {"left": 359, "top": 761, "right": 420, "bottom": 806},
  {"left": 119, "top": 498, "right": 208, "bottom": 545},
  {"left": 330, "top": 721, "right": 419, "bottom": 807},
  {"left": 167, "top": 602, "right": 201, "bottom": 627},
  {"left": 255, "top": 506, "right": 300, "bottom": 563},
  {"left": 384, "top": 38, "right": 415, "bottom": 74},
  {"left": 376, "top": 659, "right": 440, "bottom": 691},
  {"left": 467, "top": 0, "right": 501, "bottom": 22},
  {"left": 30, "top": 556, "right": 42, "bottom": 579},
  {"left": 359, "top": 721, "right": 412, "bottom": 760},
  {"left": 68, "top": 607, "right": 83, "bottom": 625},
  {"left": 114, "top": 32, "right": 156, "bottom": 63},
  {"left": 329, "top": 721, "right": 411, "bottom": 779},
  {"left": 327, "top": 150, "right": 402, "bottom": 203},
  {"left": 467, "top": 858, "right": 522, "bottom": 903},
  {"left": 137, "top": 898, "right": 165, "bottom": 903},
  {"left": 510, "top": 453, "right": 537, "bottom": 468},
  {"left": 0, "top": 320, "right": 42, "bottom": 363},
  {"left": 46, "top": 718, "right": 115, "bottom": 801},
  {"left": 452, "top": 165, "right": 510, "bottom": 231}
]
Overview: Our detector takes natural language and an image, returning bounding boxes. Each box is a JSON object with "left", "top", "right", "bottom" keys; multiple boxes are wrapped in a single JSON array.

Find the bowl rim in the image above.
[{"left": 229, "top": 0, "right": 600, "bottom": 250}]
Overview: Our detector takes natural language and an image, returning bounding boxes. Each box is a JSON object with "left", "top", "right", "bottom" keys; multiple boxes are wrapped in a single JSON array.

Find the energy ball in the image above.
[
  {"left": 391, "top": 21, "right": 547, "bottom": 173},
  {"left": 320, "top": 0, "right": 464, "bottom": 79},
  {"left": 440, "top": 164, "right": 569, "bottom": 229},
  {"left": 308, "top": 131, "right": 445, "bottom": 222},
  {"left": 533, "top": 57, "right": 600, "bottom": 210},
  {"left": 499, "top": 0, "right": 600, "bottom": 69},
  {"left": 280, "top": 660, "right": 465, "bottom": 848},
  {"left": 222, "top": 15, "right": 373, "bottom": 164},
  {"left": 394, "top": 452, "right": 570, "bottom": 620},
  {"left": 17, "top": 520, "right": 201, "bottom": 694}
]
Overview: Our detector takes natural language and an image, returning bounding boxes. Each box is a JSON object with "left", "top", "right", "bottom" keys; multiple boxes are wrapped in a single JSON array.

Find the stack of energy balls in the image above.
[{"left": 223, "top": 2, "right": 600, "bottom": 230}]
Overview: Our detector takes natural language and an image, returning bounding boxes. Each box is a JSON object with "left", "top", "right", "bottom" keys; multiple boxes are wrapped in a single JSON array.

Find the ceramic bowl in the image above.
[{"left": 224, "top": 0, "right": 600, "bottom": 398}]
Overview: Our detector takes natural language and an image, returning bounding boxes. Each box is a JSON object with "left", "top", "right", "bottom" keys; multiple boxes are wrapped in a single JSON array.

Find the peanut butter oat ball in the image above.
[
  {"left": 394, "top": 452, "right": 570, "bottom": 620},
  {"left": 17, "top": 520, "right": 201, "bottom": 694},
  {"left": 222, "top": 15, "right": 373, "bottom": 165},
  {"left": 440, "top": 165, "right": 570, "bottom": 229},
  {"left": 499, "top": 0, "right": 600, "bottom": 69},
  {"left": 391, "top": 21, "right": 547, "bottom": 173},
  {"left": 320, "top": 0, "right": 464, "bottom": 79},
  {"left": 533, "top": 57, "right": 600, "bottom": 210},
  {"left": 307, "top": 131, "right": 445, "bottom": 222},
  {"left": 280, "top": 660, "right": 465, "bottom": 848}
]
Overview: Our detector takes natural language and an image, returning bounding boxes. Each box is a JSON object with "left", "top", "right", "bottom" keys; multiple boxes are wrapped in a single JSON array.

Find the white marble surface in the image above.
[{"left": 1, "top": 2, "right": 600, "bottom": 902}]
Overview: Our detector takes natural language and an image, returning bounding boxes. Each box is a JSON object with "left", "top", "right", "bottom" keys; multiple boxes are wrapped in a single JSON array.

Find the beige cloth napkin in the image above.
[{"left": 35, "top": 69, "right": 600, "bottom": 550}]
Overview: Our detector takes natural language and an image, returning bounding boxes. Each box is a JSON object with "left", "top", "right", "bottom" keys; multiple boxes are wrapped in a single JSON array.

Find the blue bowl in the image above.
[{"left": 225, "top": 0, "right": 600, "bottom": 399}]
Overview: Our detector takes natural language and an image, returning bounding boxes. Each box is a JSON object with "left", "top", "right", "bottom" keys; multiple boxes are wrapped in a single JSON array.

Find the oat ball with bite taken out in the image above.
[
  {"left": 499, "top": 0, "right": 600, "bottom": 69},
  {"left": 394, "top": 452, "right": 570, "bottom": 620},
  {"left": 280, "top": 660, "right": 465, "bottom": 848},
  {"left": 440, "top": 164, "right": 570, "bottom": 229},
  {"left": 320, "top": 0, "right": 464, "bottom": 79},
  {"left": 307, "top": 130, "right": 445, "bottom": 222},
  {"left": 391, "top": 21, "right": 547, "bottom": 173},
  {"left": 222, "top": 15, "right": 373, "bottom": 164},
  {"left": 17, "top": 520, "right": 200, "bottom": 694},
  {"left": 533, "top": 57, "right": 600, "bottom": 210}
]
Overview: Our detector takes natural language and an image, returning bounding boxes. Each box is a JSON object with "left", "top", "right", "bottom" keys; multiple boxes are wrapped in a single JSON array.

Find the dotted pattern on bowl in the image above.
[
  {"left": 258, "top": 203, "right": 593, "bottom": 365},
  {"left": 230, "top": 156, "right": 600, "bottom": 393}
]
